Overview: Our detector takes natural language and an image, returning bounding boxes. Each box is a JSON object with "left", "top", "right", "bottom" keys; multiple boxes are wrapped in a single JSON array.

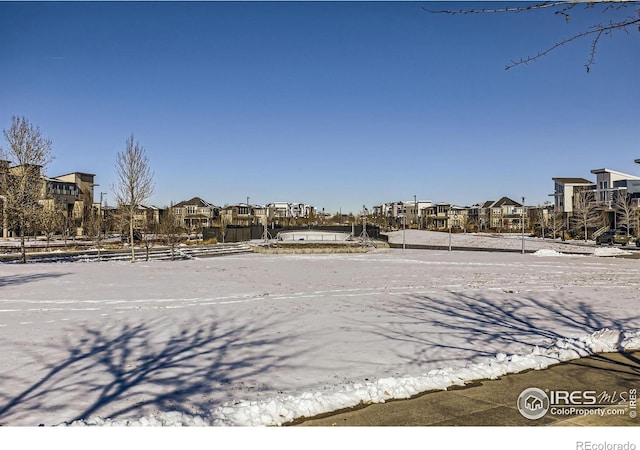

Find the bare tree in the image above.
[
  {"left": 530, "top": 206, "right": 549, "bottom": 238},
  {"left": 39, "top": 200, "right": 66, "bottom": 249},
  {"left": 614, "top": 191, "right": 637, "bottom": 237},
  {"left": 1, "top": 116, "right": 53, "bottom": 263},
  {"left": 76, "top": 188, "right": 95, "bottom": 237},
  {"left": 424, "top": 1, "right": 640, "bottom": 73},
  {"left": 141, "top": 210, "right": 159, "bottom": 262},
  {"left": 550, "top": 209, "right": 565, "bottom": 240},
  {"left": 219, "top": 215, "right": 228, "bottom": 243},
  {"left": 61, "top": 207, "right": 74, "bottom": 249},
  {"left": 159, "top": 204, "right": 184, "bottom": 261},
  {"left": 570, "top": 189, "right": 601, "bottom": 241},
  {"left": 84, "top": 206, "right": 105, "bottom": 260},
  {"left": 113, "top": 134, "right": 154, "bottom": 262}
]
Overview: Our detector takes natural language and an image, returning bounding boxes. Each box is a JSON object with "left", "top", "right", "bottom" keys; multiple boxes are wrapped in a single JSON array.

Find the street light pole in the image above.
[
  {"left": 543, "top": 201, "right": 550, "bottom": 241},
  {"left": 414, "top": 194, "right": 418, "bottom": 230},
  {"left": 448, "top": 207, "right": 452, "bottom": 252},
  {"left": 246, "top": 196, "right": 250, "bottom": 228},
  {"left": 521, "top": 196, "right": 526, "bottom": 254},
  {"left": 402, "top": 214, "right": 406, "bottom": 250},
  {"left": 100, "top": 192, "right": 107, "bottom": 238}
]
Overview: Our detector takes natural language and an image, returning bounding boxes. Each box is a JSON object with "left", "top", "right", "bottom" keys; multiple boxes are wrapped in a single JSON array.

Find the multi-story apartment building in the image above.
[
  {"left": 552, "top": 160, "right": 640, "bottom": 235},
  {"left": 590, "top": 168, "right": 640, "bottom": 205},
  {"left": 1, "top": 162, "right": 97, "bottom": 238},
  {"left": 551, "top": 178, "right": 595, "bottom": 214}
]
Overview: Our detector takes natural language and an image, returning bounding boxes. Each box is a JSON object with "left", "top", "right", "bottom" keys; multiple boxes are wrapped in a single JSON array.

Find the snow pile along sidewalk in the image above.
[
  {"left": 533, "top": 249, "right": 571, "bottom": 257},
  {"left": 66, "top": 328, "right": 640, "bottom": 427},
  {"left": 593, "top": 247, "right": 633, "bottom": 257}
]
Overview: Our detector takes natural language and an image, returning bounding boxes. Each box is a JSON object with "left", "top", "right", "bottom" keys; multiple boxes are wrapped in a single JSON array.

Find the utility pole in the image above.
[
  {"left": 414, "top": 194, "right": 419, "bottom": 230},
  {"left": 402, "top": 214, "right": 406, "bottom": 250},
  {"left": 100, "top": 192, "right": 108, "bottom": 238},
  {"left": 246, "top": 196, "right": 251, "bottom": 228},
  {"left": 448, "top": 207, "right": 452, "bottom": 252}
]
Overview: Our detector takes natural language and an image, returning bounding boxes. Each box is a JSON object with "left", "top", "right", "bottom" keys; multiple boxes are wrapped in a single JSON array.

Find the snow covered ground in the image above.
[
  {"left": 1, "top": 231, "right": 639, "bottom": 430},
  {"left": 385, "top": 229, "right": 638, "bottom": 254}
]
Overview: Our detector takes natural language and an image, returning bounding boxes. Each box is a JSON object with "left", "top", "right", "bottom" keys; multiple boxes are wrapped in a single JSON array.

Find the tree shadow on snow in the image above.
[
  {"left": 362, "top": 291, "right": 640, "bottom": 368},
  {"left": 0, "top": 315, "right": 295, "bottom": 425},
  {"left": 0, "top": 272, "right": 69, "bottom": 288}
]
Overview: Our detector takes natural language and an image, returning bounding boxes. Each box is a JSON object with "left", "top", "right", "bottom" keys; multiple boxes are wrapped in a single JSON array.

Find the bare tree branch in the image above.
[
  {"left": 423, "top": 1, "right": 640, "bottom": 73},
  {"left": 422, "top": 2, "right": 571, "bottom": 16},
  {"left": 1, "top": 116, "right": 54, "bottom": 263},
  {"left": 112, "top": 134, "right": 154, "bottom": 263}
]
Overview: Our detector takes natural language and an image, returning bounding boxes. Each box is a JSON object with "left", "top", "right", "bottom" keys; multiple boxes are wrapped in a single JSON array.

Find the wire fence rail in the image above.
[{"left": 0, "top": 242, "right": 253, "bottom": 264}]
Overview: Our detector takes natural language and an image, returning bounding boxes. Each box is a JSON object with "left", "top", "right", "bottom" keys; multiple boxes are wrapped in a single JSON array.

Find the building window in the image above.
[{"left": 187, "top": 206, "right": 196, "bottom": 214}]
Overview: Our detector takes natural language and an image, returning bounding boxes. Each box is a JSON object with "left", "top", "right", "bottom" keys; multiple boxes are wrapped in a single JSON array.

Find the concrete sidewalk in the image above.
[{"left": 293, "top": 352, "right": 640, "bottom": 426}]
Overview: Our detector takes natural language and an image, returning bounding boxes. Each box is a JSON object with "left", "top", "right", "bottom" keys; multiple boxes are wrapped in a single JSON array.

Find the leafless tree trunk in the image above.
[
  {"left": 1, "top": 116, "right": 53, "bottom": 263},
  {"left": 84, "top": 206, "right": 104, "bottom": 260},
  {"left": 113, "top": 134, "right": 154, "bottom": 263},
  {"left": 40, "top": 200, "right": 66, "bottom": 249},
  {"left": 550, "top": 210, "right": 565, "bottom": 240},
  {"left": 220, "top": 217, "right": 228, "bottom": 244},
  {"left": 570, "top": 190, "right": 601, "bottom": 241},
  {"left": 142, "top": 212, "right": 159, "bottom": 262},
  {"left": 159, "top": 204, "right": 184, "bottom": 261},
  {"left": 614, "top": 192, "right": 636, "bottom": 237}
]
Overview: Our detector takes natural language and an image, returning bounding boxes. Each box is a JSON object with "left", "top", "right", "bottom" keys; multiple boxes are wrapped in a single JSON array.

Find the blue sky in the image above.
[{"left": 1, "top": 1, "right": 639, "bottom": 214}]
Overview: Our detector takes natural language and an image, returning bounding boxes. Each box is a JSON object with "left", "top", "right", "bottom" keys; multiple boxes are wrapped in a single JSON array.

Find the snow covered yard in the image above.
[
  {"left": 384, "top": 229, "right": 636, "bottom": 255},
  {"left": 0, "top": 247, "right": 639, "bottom": 427}
]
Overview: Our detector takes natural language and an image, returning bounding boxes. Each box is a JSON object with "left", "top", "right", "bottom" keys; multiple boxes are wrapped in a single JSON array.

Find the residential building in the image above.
[
  {"left": 265, "top": 202, "right": 315, "bottom": 226},
  {"left": 552, "top": 161, "right": 640, "bottom": 236},
  {"left": 487, "top": 197, "right": 526, "bottom": 231},
  {"left": 373, "top": 200, "right": 431, "bottom": 229},
  {"left": 426, "top": 203, "right": 451, "bottom": 229},
  {"left": 252, "top": 204, "right": 268, "bottom": 227},
  {"left": 1, "top": 164, "right": 97, "bottom": 238},
  {"left": 551, "top": 178, "right": 595, "bottom": 214},
  {"left": 266, "top": 202, "right": 291, "bottom": 224},
  {"left": 448, "top": 205, "right": 469, "bottom": 229},
  {"left": 468, "top": 201, "right": 494, "bottom": 231},
  {"left": 590, "top": 168, "right": 640, "bottom": 205},
  {"left": 103, "top": 204, "right": 164, "bottom": 234},
  {"left": 221, "top": 203, "right": 253, "bottom": 227},
  {"left": 54, "top": 172, "right": 96, "bottom": 204},
  {"left": 466, "top": 197, "right": 526, "bottom": 231},
  {"left": 172, "top": 197, "right": 220, "bottom": 230}
]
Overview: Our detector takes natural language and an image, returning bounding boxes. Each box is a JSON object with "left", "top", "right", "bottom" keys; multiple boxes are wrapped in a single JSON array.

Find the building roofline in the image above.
[
  {"left": 43, "top": 177, "right": 77, "bottom": 184},
  {"left": 552, "top": 177, "right": 593, "bottom": 184},
  {"left": 590, "top": 168, "right": 640, "bottom": 179},
  {"left": 54, "top": 172, "right": 96, "bottom": 178}
]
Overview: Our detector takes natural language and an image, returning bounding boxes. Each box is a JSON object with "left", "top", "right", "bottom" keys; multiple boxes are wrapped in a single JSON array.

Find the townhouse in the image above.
[{"left": 551, "top": 159, "right": 640, "bottom": 236}]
